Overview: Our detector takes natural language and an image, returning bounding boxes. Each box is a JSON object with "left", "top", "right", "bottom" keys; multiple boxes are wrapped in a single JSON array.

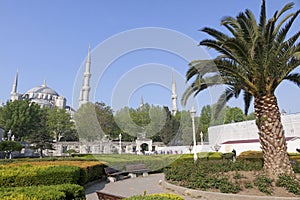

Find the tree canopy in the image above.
[{"left": 182, "top": 0, "right": 300, "bottom": 178}]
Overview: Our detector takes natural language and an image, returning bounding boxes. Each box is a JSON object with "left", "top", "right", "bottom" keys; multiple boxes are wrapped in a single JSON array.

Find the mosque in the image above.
[
  {"left": 6, "top": 45, "right": 181, "bottom": 156},
  {"left": 6, "top": 45, "right": 300, "bottom": 157},
  {"left": 9, "top": 46, "right": 93, "bottom": 111}
]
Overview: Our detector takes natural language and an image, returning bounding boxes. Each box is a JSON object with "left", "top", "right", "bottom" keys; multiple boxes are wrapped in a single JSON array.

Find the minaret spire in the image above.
[
  {"left": 171, "top": 69, "right": 178, "bottom": 116},
  {"left": 11, "top": 70, "right": 18, "bottom": 94},
  {"left": 42, "top": 80, "right": 47, "bottom": 88},
  {"left": 10, "top": 70, "right": 20, "bottom": 101},
  {"left": 79, "top": 45, "right": 92, "bottom": 107},
  {"left": 140, "top": 95, "right": 144, "bottom": 109}
]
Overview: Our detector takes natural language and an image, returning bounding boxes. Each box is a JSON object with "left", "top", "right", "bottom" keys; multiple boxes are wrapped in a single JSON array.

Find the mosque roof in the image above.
[{"left": 23, "top": 81, "right": 59, "bottom": 96}]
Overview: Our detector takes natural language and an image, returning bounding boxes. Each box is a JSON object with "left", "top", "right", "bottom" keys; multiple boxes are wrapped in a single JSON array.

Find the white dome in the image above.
[
  {"left": 24, "top": 85, "right": 58, "bottom": 96},
  {"left": 22, "top": 81, "right": 60, "bottom": 105}
]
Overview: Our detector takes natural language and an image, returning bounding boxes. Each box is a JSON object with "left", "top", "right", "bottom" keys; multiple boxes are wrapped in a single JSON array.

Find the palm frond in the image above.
[
  {"left": 284, "top": 73, "right": 300, "bottom": 87},
  {"left": 259, "top": 0, "right": 266, "bottom": 32},
  {"left": 243, "top": 91, "right": 253, "bottom": 115}
]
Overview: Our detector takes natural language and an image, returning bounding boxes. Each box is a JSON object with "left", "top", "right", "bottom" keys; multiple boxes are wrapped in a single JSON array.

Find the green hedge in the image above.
[
  {"left": 0, "top": 162, "right": 105, "bottom": 187},
  {"left": 0, "top": 165, "right": 81, "bottom": 187},
  {"left": 0, "top": 184, "right": 85, "bottom": 200},
  {"left": 78, "top": 164, "right": 105, "bottom": 185},
  {"left": 165, "top": 157, "right": 262, "bottom": 193}
]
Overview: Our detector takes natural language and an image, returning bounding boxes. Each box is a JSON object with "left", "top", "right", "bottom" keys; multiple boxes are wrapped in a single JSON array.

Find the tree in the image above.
[
  {"left": 74, "top": 103, "right": 103, "bottom": 142},
  {"left": 158, "top": 107, "right": 179, "bottom": 145},
  {"left": 0, "top": 141, "right": 22, "bottom": 159},
  {"left": 182, "top": 0, "right": 300, "bottom": 179},
  {"left": 95, "top": 102, "right": 121, "bottom": 140},
  {"left": 199, "top": 105, "right": 211, "bottom": 141},
  {"left": 26, "top": 108, "right": 53, "bottom": 158},
  {"left": 0, "top": 100, "right": 42, "bottom": 141},
  {"left": 46, "top": 107, "right": 77, "bottom": 142},
  {"left": 224, "top": 107, "right": 246, "bottom": 124}
]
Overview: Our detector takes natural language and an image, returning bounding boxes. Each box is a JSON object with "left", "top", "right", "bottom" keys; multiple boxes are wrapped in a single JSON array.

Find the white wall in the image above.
[{"left": 209, "top": 113, "right": 300, "bottom": 146}]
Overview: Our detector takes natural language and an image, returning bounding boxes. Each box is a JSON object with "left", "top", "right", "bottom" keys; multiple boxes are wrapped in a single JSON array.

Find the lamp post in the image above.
[
  {"left": 200, "top": 131, "right": 203, "bottom": 145},
  {"left": 7, "top": 130, "right": 12, "bottom": 141},
  {"left": 214, "top": 144, "right": 221, "bottom": 152},
  {"left": 119, "top": 133, "right": 122, "bottom": 154},
  {"left": 190, "top": 106, "right": 197, "bottom": 162}
]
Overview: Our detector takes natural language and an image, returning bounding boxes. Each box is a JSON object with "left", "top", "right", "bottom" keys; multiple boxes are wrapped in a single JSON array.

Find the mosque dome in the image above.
[
  {"left": 25, "top": 85, "right": 58, "bottom": 96},
  {"left": 22, "top": 80, "right": 59, "bottom": 102}
]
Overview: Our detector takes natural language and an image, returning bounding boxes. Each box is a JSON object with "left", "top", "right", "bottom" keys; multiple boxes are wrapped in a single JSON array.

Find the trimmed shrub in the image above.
[
  {"left": 0, "top": 184, "right": 85, "bottom": 200},
  {"left": 126, "top": 193, "right": 184, "bottom": 200},
  {"left": 0, "top": 161, "right": 106, "bottom": 186},
  {"left": 237, "top": 151, "right": 264, "bottom": 163},
  {"left": 0, "top": 165, "right": 81, "bottom": 187},
  {"left": 165, "top": 156, "right": 262, "bottom": 194}
]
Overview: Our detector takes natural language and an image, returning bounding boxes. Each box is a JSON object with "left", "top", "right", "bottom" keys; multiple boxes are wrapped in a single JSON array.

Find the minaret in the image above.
[
  {"left": 79, "top": 46, "right": 91, "bottom": 107},
  {"left": 171, "top": 69, "right": 178, "bottom": 116},
  {"left": 10, "top": 71, "right": 20, "bottom": 101},
  {"left": 140, "top": 95, "right": 144, "bottom": 109}
]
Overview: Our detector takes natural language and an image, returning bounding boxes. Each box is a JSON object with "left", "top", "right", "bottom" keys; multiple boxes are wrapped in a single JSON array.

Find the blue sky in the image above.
[{"left": 0, "top": 0, "right": 299, "bottom": 114}]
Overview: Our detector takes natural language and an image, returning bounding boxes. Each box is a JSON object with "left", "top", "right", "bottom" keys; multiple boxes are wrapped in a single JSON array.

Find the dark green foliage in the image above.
[
  {"left": 237, "top": 151, "right": 264, "bottom": 164},
  {"left": 0, "top": 165, "right": 81, "bottom": 187},
  {"left": 224, "top": 107, "right": 246, "bottom": 123},
  {"left": 254, "top": 175, "right": 273, "bottom": 195},
  {"left": 95, "top": 102, "right": 122, "bottom": 140},
  {"left": 0, "top": 184, "right": 85, "bottom": 200},
  {"left": 222, "top": 152, "right": 234, "bottom": 160},
  {"left": 78, "top": 164, "right": 105, "bottom": 185},
  {"left": 0, "top": 100, "right": 43, "bottom": 141},
  {"left": 0, "top": 141, "right": 23, "bottom": 152},
  {"left": 276, "top": 175, "right": 300, "bottom": 194},
  {"left": 244, "top": 181, "right": 253, "bottom": 189},
  {"left": 165, "top": 156, "right": 262, "bottom": 194},
  {"left": 46, "top": 107, "right": 77, "bottom": 142},
  {"left": 158, "top": 107, "right": 179, "bottom": 145}
]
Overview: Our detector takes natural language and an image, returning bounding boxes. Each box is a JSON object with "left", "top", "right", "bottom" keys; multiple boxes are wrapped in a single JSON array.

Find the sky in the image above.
[{"left": 0, "top": 0, "right": 299, "bottom": 115}]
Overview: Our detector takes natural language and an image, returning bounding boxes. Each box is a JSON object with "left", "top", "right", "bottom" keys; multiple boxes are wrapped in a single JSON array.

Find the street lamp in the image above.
[
  {"left": 119, "top": 133, "right": 122, "bottom": 154},
  {"left": 7, "top": 130, "right": 12, "bottom": 141},
  {"left": 190, "top": 106, "right": 197, "bottom": 162},
  {"left": 200, "top": 131, "right": 203, "bottom": 145},
  {"left": 214, "top": 144, "right": 221, "bottom": 152}
]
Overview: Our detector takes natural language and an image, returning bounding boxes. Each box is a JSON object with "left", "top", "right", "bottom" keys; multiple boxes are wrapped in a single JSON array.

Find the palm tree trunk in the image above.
[{"left": 254, "top": 95, "right": 294, "bottom": 179}]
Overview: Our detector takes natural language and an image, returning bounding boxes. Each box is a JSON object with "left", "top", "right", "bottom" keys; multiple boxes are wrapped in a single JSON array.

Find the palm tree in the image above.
[{"left": 182, "top": 0, "right": 300, "bottom": 179}]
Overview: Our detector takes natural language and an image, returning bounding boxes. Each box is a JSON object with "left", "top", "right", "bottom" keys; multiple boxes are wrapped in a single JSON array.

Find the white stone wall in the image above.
[
  {"left": 209, "top": 113, "right": 300, "bottom": 145},
  {"left": 208, "top": 113, "right": 300, "bottom": 154}
]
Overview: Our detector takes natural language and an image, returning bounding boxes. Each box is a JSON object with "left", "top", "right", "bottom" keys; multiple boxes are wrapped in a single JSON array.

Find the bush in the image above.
[
  {"left": 165, "top": 157, "right": 263, "bottom": 194},
  {"left": 0, "top": 165, "right": 80, "bottom": 187},
  {"left": 237, "top": 151, "right": 264, "bottom": 163},
  {"left": 276, "top": 174, "right": 300, "bottom": 194},
  {"left": 254, "top": 175, "right": 273, "bottom": 195},
  {"left": 0, "top": 184, "right": 85, "bottom": 200},
  {"left": 0, "top": 161, "right": 106, "bottom": 186},
  {"left": 126, "top": 193, "right": 184, "bottom": 200}
]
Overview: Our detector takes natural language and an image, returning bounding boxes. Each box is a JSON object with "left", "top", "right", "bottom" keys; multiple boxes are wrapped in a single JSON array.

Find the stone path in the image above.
[
  {"left": 85, "top": 173, "right": 300, "bottom": 200},
  {"left": 85, "top": 173, "right": 195, "bottom": 200}
]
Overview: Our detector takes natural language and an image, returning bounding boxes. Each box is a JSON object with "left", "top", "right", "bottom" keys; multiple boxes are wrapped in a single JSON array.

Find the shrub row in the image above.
[
  {"left": 0, "top": 184, "right": 85, "bottom": 200},
  {"left": 165, "top": 157, "right": 263, "bottom": 193},
  {"left": 0, "top": 162, "right": 105, "bottom": 187},
  {"left": 0, "top": 165, "right": 80, "bottom": 187}
]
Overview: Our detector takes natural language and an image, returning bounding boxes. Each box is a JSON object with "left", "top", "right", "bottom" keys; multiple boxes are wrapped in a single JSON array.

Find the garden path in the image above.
[{"left": 85, "top": 173, "right": 196, "bottom": 200}]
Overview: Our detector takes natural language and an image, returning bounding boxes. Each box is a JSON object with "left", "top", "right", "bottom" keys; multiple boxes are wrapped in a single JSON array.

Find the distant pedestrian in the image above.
[{"left": 232, "top": 149, "right": 236, "bottom": 162}]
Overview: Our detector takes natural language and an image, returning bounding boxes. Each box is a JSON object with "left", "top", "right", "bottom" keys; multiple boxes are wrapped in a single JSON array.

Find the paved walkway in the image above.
[
  {"left": 85, "top": 173, "right": 300, "bottom": 200},
  {"left": 85, "top": 173, "right": 195, "bottom": 200}
]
